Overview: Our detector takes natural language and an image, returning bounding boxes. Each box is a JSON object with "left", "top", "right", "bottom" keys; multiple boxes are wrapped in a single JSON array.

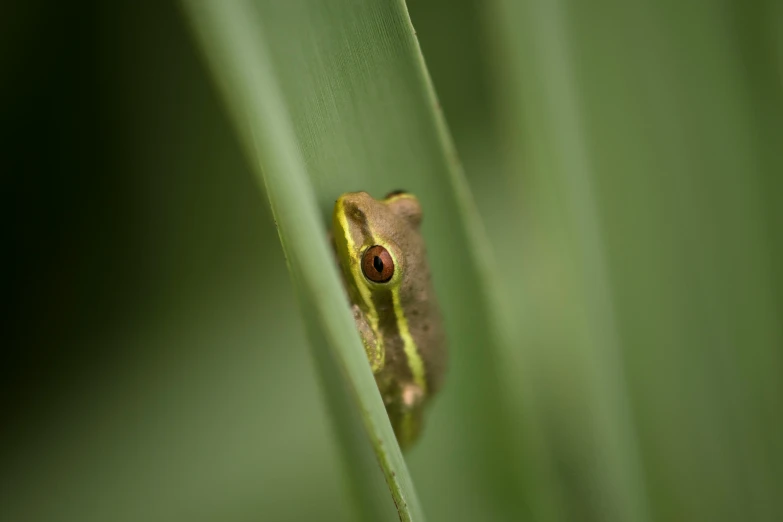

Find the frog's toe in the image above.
[{"left": 401, "top": 383, "right": 425, "bottom": 409}]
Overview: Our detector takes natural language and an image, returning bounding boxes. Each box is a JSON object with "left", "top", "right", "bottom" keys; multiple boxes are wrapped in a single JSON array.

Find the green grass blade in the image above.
[
  {"left": 183, "top": 0, "right": 532, "bottom": 519},
  {"left": 486, "top": 0, "right": 652, "bottom": 521},
  {"left": 484, "top": 0, "right": 783, "bottom": 520},
  {"left": 182, "top": 2, "right": 423, "bottom": 521}
]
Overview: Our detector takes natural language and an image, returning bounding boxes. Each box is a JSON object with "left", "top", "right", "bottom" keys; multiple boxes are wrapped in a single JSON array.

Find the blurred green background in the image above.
[{"left": 3, "top": 1, "right": 781, "bottom": 521}]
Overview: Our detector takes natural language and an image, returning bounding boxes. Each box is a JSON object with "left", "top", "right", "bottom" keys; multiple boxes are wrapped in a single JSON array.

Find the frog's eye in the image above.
[
  {"left": 362, "top": 245, "right": 394, "bottom": 283},
  {"left": 385, "top": 189, "right": 408, "bottom": 198},
  {"left": 384, "top": 191, "right": 423, "bottom": 229}
]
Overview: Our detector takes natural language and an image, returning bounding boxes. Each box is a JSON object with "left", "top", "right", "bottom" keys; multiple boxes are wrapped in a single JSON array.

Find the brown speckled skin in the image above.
[{"left": 333, "top": 191, "right": 447, "bottom": 446}]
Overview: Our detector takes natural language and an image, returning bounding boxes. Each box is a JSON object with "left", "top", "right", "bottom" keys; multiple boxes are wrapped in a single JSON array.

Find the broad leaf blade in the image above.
[
  {"left": 183, "top": 2, "right": 421, "bottom": 521},
  {"left": 184, "top": 0, "right": 526, "bottom": 520}
]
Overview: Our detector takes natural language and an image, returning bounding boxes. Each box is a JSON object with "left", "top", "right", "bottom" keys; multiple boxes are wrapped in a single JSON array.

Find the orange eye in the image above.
[{"left": 362, "top": 245, "right": 394, "bottom": 283}]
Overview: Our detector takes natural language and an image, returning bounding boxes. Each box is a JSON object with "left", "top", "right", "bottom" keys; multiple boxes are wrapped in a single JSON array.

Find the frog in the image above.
[{"left": 332, "top": 190, "right": 447, "bottom": 449}]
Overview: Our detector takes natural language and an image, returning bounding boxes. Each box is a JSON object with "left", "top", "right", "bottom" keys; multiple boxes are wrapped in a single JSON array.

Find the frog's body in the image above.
[{"left": 332, "top": 191, "right": 446, "bottom": 449}]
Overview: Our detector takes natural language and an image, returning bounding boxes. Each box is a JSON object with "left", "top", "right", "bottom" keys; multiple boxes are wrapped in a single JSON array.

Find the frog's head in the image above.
[{"left": 332, "top": 190, "right": 424, "bottom": 312}]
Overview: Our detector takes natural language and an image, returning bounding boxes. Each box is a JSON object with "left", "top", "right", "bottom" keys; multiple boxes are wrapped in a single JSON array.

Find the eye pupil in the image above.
[{"left": 362, "top": 245, "right": 394, "bottom": 283}]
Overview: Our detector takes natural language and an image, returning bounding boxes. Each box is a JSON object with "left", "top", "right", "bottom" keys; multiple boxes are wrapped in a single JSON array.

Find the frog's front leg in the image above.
[
  {"left": 352, "top": 304, "right": 384, "bottom": 373},
  {"left": 391, "top": 383, "right": 426, "bottom": 449}
]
